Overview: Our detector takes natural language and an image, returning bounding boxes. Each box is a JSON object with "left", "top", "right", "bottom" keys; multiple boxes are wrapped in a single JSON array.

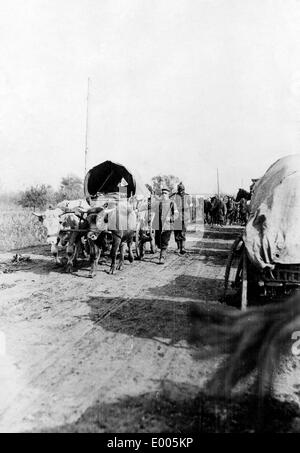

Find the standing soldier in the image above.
[
  {"left": 154, "top": 187, "right": 178, "bottom": 264},
  {"left": 170, "top": 182, "right": 191, "bottom": 254}
]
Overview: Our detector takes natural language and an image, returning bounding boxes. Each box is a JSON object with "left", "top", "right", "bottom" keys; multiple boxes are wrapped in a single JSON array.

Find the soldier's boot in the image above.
[
  {"left": 159, "top": 250, "right": 166, "bottom": 265},
  {"left": 180, "top": 240, "right": 186, "bottom": 255},
  {"left": 175, "top": 240, "right": 180, "bottom": 250}
]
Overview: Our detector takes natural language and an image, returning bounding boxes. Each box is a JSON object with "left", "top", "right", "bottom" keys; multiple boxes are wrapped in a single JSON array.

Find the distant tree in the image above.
[
  {"left": 150, "top": 175, "right": 181, "bottom": 196},
  {"left": 56, "top": 174, "right": 83, "bottom": 201},
  {"left": 18, "top": 185, "right": 55, "bottom": 211}
]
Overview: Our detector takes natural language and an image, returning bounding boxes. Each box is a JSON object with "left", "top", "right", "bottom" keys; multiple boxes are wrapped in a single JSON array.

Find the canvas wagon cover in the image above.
[
  {"left": 84, "top": 160, "right": 149, "bottom": 200},
  {"left": 244, "top": 154, "right": 300, "bottom": 269}
]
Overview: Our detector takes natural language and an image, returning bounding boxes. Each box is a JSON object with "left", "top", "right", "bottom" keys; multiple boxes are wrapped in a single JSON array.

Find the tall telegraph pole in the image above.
[{"left": 84, "top": 78, "right": 90, "bottom": 178}]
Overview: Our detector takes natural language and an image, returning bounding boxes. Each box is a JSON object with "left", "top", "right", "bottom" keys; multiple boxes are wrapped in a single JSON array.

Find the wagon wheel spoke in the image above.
[
  {"left": 223, "top": 234, "right": 244, "bottom": 300},
  {"left": 241, "top": 250, "right": 248, "bottom": 311}
]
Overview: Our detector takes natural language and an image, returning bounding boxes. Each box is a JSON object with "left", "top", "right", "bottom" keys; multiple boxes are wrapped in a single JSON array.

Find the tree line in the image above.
[
  {"left": 18, "top": 174, "right": 84, "bottom": 211},
  {"left": 4, "top": 174, "right": 182, "bottom": 211}
]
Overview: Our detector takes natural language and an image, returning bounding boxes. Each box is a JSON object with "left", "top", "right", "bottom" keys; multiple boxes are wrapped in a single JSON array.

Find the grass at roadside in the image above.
[{"left": 0, "top": 204, "right": 46, "bottom": 252}]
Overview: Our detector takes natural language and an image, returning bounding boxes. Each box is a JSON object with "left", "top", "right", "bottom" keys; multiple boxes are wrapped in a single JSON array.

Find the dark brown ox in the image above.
[{"left": 82, "top": 210, "right": 113, "bottom": 278}]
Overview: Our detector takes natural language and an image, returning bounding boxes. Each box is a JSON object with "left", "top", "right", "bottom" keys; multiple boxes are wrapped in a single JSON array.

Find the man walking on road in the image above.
[
  {"left": 170, "top": 182, "right": 191, "bottom": 254},
  {"left": 154, "top": 187, "right": 178, "bottom": 264}
]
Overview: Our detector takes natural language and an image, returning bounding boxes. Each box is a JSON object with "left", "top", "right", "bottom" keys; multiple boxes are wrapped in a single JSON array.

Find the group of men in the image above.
[{"left": 154, "top": 182, "right": 191, "bottom": 265}]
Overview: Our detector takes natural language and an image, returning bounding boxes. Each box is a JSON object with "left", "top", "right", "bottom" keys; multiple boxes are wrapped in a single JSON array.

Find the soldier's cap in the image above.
[{"left": 177, "top": 182, "right": 185, "bottom": 191}]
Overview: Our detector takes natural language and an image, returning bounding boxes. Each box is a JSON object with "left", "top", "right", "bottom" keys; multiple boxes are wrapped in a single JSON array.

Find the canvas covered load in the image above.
[
  {"left": 244, "top": 154, "right": 300, "bottom": 269},
  {"left": 84, "top": 160, "right": 149, "bottom": 202}
]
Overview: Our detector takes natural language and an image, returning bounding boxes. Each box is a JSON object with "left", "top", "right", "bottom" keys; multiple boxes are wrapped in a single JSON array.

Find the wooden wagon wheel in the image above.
[
  {"left": 223, "top": 233, "right": 250, "bottom": 310},
  {"left": 231, "top": 246, "right": 249, "bottom": 310},
  {"left": 223, "top": 234, "right": 244, "bottom": 301}
]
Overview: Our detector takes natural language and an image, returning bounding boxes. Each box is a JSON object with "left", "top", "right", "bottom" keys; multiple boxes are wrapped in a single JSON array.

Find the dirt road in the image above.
[{"left": 0, "top": 226, "right": 300, "bottom": 433}]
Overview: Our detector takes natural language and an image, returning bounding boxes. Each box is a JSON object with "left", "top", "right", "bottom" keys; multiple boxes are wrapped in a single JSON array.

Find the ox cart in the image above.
[
  {"left": 84, "top": 160, "right": 154, "bottom": 261},
  {"left": 32, "top": 161, "right": 152, "bottom": 275},
  {"left": 224, "top": 155, "right": 300, "bottom": 310}
]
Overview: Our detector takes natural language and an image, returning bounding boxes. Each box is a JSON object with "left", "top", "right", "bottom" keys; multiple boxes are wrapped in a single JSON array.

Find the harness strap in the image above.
[{"left": 111, "top": 230, "right": 123, "bottom": 240}]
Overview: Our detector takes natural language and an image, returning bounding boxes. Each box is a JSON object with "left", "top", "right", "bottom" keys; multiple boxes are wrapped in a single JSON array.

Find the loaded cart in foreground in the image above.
[{"left": 224, "top": 154, "right": 300, "bottom": 310}]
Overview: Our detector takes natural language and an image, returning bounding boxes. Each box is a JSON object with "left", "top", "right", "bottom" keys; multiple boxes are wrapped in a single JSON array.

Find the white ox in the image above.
[
  {"left": 32, "top": 207, "right": 80, "bottom": 264},
  {"left": 93, "top": 196, "right": 156, "bottom": 266},
  {"left": 135, "top": 198, "right": 156, "bottom": 258},
  {"left": 92, "top": 200, "right": 137, "bottom": 274}
]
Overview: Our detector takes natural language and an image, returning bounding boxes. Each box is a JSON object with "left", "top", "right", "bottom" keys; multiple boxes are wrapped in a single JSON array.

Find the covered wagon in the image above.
[
  {"left": 84, "top": 160, "right": 154, "bottom": 260},
  {"left": 224, "top": 154, "right": 300, "bottom": 309},
  {"left": 84, "top": 160, "right": 149, "bottom": 203}
]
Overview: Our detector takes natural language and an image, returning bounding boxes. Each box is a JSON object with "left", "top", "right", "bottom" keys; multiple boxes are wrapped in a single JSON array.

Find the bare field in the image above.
[{"left": 0, "top": 226, "right": 300, "bottom": 433}]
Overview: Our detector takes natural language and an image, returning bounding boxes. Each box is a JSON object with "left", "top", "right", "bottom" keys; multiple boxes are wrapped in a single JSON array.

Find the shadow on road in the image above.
[
  {"left": 86, "top": 296, "right": 192, "bottom": 343},
  {"left": 39, "top": 380, "right": 300, "bottom": 433},
  {"left": 149, "top": 274, "right": 223, "bottom": 301},
  {"left": 85, "top": 267, "right": 226, "bottom": 342}
]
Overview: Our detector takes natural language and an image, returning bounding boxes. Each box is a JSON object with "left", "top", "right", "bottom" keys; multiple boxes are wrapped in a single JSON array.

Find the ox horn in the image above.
[{"left": 32, "top": 212, "right": 45, "bottom": 221}]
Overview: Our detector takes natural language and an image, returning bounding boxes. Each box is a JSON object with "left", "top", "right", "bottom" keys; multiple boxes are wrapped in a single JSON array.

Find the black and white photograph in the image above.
[{"left": 1, "top": 0, "right": 300, "bottom": 435}]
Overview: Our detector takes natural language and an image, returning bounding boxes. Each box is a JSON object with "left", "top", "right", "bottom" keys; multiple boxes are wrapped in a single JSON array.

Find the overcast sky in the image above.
[{"left": 1, "top": 0, "right": 300, "bottom": 195}]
